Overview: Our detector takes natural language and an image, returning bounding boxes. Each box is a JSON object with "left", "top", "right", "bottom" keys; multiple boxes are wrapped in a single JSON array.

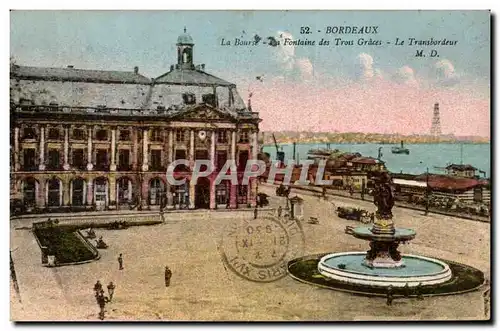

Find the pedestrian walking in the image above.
[
  {"left": 118, "top": 253, "right": 124, "bottom": 270},
  {"left": 93, "top": 280, "right": 103, "bottom": 295},
  {"left": 386, "top": 285, "right": 394, "bottom": 306},
  {"left": 277, "top": 205, "right": 282, "bottom": 218},
  {"left": 96, "top": 289, "right": 107, "bottom": 320},
  {"left": 164, "top": 266, "right": 172, "bottom": 287},
  {"left": 254, "top": 206, "right": 258, "bottom": 219},
  {"left": 107, "top": 282, "right": 116, "bottom": 301}
]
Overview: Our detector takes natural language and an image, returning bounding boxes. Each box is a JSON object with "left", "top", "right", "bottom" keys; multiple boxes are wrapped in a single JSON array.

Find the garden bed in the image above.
[{"left": 32, "top": 227, "right": 98, "bottom": 264}]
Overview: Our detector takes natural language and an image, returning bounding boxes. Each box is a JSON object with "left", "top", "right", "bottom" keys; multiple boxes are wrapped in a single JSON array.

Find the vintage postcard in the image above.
[{"left": 9, "top": 10, "right": 490, "bottom": 321}]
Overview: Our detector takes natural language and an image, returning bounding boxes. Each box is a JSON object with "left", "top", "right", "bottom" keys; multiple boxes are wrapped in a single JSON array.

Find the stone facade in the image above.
[{"left": 10, "top": 30, "right": 261, "bottom": 213}]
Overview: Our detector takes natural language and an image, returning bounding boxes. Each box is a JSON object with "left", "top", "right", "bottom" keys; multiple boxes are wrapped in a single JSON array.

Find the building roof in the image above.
[
  {"left": 393, "top": 178, "right": 427, "bottom": 188},
  {"left": 351, "top": 156, "right": 381, "bottom": 165},
  {"left": 414, "top": 174, "right": 483, "bottom": 191},
  {"left": 154, "top": 69, "right": 235, "bottom": 86},
  {"left": 11, "top": 65, "right": 152, "bottom": 84},
  {"left": 177, "top": 31, "right": 194, "bottom": 45},
  {"left": 445, "top": 164, "right": 477, "bottom": 171}
]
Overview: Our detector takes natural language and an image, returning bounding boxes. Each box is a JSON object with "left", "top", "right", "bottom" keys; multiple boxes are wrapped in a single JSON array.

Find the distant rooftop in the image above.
[{"left": 11, "top": 65, "right": 152, "bottom": 84}]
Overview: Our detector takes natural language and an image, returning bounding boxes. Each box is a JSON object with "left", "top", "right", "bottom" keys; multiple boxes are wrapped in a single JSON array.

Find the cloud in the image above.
[
  {"left": 393, "top": 65, "right": 419, "bottom": 87},
  {"left": 274, "top": 30, "right": 295, "bottom": 72},
  {"left": 356, "top": 53, "right": 375, "bottom": 80},
  {"left": 294, "top": 58, "right": 314, "bottom": 82},
  {"left": 354, "top": 53, "right": 383, "bottom": 82},
  {"left": 435, "top": 59, "right": 460, "bottom": 86}
]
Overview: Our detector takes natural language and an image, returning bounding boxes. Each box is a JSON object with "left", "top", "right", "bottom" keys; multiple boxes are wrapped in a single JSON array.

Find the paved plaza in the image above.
[{"left": 10, "top": 185, "right": 489, "bottom": 321}]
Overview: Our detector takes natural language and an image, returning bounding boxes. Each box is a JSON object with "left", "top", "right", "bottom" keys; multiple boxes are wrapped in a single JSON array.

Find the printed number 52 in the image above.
[{"left": 300, "top": 26, "right": 311, "bottom": 34}]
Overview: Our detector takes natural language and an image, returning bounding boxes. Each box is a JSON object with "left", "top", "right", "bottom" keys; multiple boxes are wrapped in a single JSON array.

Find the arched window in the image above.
[
  {"left": 71, "top": 178, "right": 85, "bottom": 206},
  {"left": 47, "top": 178, "right": 61, "bottom": 207},
  {"left": 149, "top": 178, "right": 164, "bottom": 205},
  {"left": 23, "top": 178, "right": 37, "bottom": 207},
  {"left": 117, "top": 177, "right": 132, "bottom": 204}
]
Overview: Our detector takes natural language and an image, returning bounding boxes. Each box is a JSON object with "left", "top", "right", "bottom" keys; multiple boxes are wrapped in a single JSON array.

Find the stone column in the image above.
[
  {"left": 110, "top": 127, "right": 117, "bottom": 171},
  {"left": 210, "top": 131, "right": 216, "bottom": 209},
  {"left": 231, "top": 130, "right": 236, "bottom": 161},
  {"left": 189, "top": 180, "right": 195, "bottom": 209},
  {"left": 109, "top": 175, "right": 116, "bottom": 208},
  {"left": 189, "top": 130, "right": 195, "bottom": 168},
  {"left": 141, "top": 177, "right": 149, "bottom": 209},
  {"left": 36, "top": 180, "right": 45, "bottom": 208},
  {"left": 142, "top": 128, "right": 149, "bottom": 172},
  {"left": 39, "top": 126, "right": 46, "bottom": 170},
  {"left": 132, "top": 128, "right": 138, "bottom": 171},
  {"left": 63, "top": 180, "right": 70, "bottom": 206},
  {"left": 166, "top": 182, "right": 173, "bottom": 209},
  {"left": 168, "top": 130, "right": 174, "bottom": 163},
  {"left": 230, "top": 184, "right": 237, "bottom": 209},
  {"left": 86, "top": 179, "right": 93, "bottom": 206},
  {"left": 252, "top": 131, "right": 258, "bottom": 160},
  {"left": 14, "top": 127, "right": 20, "bottom": 171},
  {"left": 63, "top": 126, "right": 70, "bottom": 170},
  {"left": 87, "top": 126, "right": 93, "bottom": 171}
]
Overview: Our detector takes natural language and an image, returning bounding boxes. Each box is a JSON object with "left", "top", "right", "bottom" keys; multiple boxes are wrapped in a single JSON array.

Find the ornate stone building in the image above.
[{"left": 10, "top": 30, "right": 261, "bottom": 213}]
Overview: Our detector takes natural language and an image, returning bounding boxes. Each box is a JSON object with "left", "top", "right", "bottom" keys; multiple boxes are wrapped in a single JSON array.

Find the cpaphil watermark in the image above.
[
  {"left": 163, "top": 159, "right": 331, "bottom": 187},
  {"left": 219, "top": 216, "right": 305, "bottom": 282}
]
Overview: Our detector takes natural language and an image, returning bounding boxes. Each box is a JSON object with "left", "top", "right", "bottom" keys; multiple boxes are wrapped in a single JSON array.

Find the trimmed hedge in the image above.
[
  {"left": 288, "top": 254, "right": 484, "bottom": 297},
  {"left": 33, "top": 227, "right": 97, "bottom": 264}
]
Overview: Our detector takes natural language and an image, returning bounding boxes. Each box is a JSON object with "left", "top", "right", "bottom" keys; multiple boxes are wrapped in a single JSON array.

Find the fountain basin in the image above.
[
  {"left": 349, "top": 227, "right": 416, "bottom": 242},
  {"left": 318, "top": 252, "right": 452, "bottom": 287}
]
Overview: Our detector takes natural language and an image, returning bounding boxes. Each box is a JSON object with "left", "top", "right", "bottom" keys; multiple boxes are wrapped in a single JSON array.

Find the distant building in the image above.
[
  {"left": 430, "top": 102, "right": 442, "bottom": 136},
  {"left": 445, "top": 164, "right": 477, "bottom": 178},
  {"left": 10, "top": 29, "right": 261, "bottom": 213}
]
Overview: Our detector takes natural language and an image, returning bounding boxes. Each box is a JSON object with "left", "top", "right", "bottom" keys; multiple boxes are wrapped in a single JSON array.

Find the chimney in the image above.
[
  {"left": 134, "top": 66, "right": 139, "bottom": 74},
  {"left": 170, "top": 65, "right": 174, "bottom": 71},
  {"left": 201, "top": 64, "right": 205, "bottom": 71},
  {"left": 67, "top": 65, "right": 74, "bottom": 69}
]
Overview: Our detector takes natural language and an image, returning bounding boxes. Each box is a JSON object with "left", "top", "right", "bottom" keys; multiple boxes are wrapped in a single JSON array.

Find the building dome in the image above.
[{"left": 177, "top": 28, "right": 194, "bottom": 45}]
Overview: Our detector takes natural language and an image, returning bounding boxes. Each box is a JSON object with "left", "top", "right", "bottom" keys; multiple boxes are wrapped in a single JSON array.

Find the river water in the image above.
[{"left": 262, "top": 143, "right": 491, "bottom": 178}]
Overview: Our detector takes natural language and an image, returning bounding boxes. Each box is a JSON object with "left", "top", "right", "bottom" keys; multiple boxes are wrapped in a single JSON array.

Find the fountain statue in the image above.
[{"left": 318, "top": 171, "right": 453, "bottom": 288}]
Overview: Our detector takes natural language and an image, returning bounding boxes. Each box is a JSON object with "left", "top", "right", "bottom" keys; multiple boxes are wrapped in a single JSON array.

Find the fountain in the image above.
[{"left": 317, "top": 171, "right": 452, "bottom": 288}]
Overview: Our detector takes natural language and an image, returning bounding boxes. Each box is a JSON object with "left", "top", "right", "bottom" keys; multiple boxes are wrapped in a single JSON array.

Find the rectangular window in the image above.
[
  {"left": 96, "top": 129, "right": 108, "bottom": 141},
  {"left": 238, "top": 131, "right": 249, "bottom": 143},
  {"left": 151, "top": 150, "right": 162, "bottom": 171},
  {"left": 217, "top": 131, "right": 228, "bottom": 144},
  {"left": 47, "top": 149, "right": 61, "bottom": 170},
  {"left": 95, "top": 150, "right": 109, "bottom": 170},
  {"left": 118, "top": 150, "right": 130, "bottom": 171},
  {"left": 176, "top": 130, "right": 186, "bottom": 142},
  {"left": 47, "top": 128, "right": 61, "bottom": 140},
  {"left": 216, "top": 151, "right": 227, "bottom": 171},
  {"left": 216, "top": 182, "right": 229, "bottom": 205},
  {"left": 150, "top": 129, "right": 162, "bottom": 142},
  {"left": 72, "top": 128, "right": 86, "bottom": 140},
  {"left": 237, "top": 185, "right": 248, "bottom": 204},
  {"left": 23, "top": 128, "right": 37, "bottom": 140},
  {"left": 182, "top": 93, "right": 196, "bottom": 105},
  {"left": 22, "top": 148, "right": 36, "bottom": 170},
  {"left": 72, "top": 149, "right": 85, "bottom": 170},
  {"left": 202, "top": 93, "right": 215, "bottom": 106},
  {"left": 174, "top": 150, "right": 188, "bottom": 171},
  {"left": 119, "top": 130, "right": 130, "bottom": 141}
]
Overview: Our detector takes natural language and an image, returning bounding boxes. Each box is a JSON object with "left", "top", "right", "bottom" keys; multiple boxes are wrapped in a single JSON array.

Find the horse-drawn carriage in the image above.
[{"left": 336, "top": 206, "right": 373, "bottom": 224}]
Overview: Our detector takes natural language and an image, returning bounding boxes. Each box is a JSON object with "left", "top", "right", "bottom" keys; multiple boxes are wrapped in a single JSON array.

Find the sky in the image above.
[{"left": 10, "top": 10, "right": 491, "bottom": 137}]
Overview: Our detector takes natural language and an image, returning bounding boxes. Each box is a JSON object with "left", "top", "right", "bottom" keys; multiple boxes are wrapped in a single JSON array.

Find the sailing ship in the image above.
[{"left": 391, "top": 141, "right": 410, "bottom": 155}]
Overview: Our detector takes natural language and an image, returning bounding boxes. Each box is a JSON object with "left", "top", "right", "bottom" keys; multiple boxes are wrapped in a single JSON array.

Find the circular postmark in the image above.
[{"left": 220, "top": 216, "right": 305, "bottom": 283}]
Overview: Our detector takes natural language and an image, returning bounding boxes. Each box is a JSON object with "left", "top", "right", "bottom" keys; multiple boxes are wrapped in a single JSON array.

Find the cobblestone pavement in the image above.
[{"left": 10, "top": 186, "right": 489, "bottom": 321}]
